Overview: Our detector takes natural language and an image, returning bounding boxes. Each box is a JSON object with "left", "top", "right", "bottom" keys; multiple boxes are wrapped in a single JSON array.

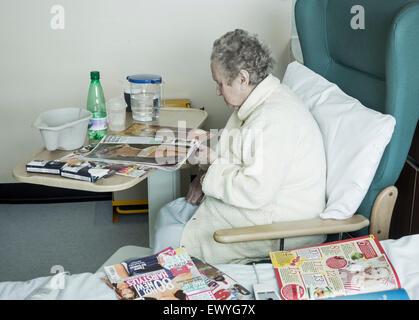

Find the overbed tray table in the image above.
[{"left": 13, "top": 107, "right": 208, "bottom": 249}]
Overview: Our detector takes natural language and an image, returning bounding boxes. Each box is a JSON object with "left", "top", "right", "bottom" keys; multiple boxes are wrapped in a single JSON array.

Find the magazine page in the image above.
[
  {"left": 80, "top": 135, "right": 199, "bottom": 171},
  {"left": 269, "top": 235, "right": 401, "bottom": 300},
  {"left": 119, "top": 123, "right": 194, "bottom": 143},
  {"left": 103, "top": 247, "right": 214, "bottom": 300},
  {"left": 192, "top": 257, "right": 253, "bottom": 300},
  {"left": 57, "top": 152, "right": 150, "bottom": 182},
  {"left": 115, "top": 164, "right": 152, "bottom": 178}
]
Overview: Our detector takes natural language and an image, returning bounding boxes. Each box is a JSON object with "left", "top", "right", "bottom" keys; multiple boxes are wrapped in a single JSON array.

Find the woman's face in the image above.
[{"left": 210, "top": 61, "right": 249, "bottom": 109}]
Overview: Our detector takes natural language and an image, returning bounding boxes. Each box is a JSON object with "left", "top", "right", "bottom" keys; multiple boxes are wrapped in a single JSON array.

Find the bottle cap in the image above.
[{"left": 90, "top": 71, "right": 100, "bottom": 80}]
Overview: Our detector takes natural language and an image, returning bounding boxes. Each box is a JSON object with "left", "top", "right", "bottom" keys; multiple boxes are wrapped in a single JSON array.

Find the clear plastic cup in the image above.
[
  {"left": 131, "top": 91, "right": 155, "bottom": 122},
  {"left": 106, "top": 97, "right": 126, "bottom": 132}
]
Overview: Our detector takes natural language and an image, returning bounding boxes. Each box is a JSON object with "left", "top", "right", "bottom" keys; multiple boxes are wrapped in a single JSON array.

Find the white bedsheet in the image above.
[{"left": 1, "top": 234, "right": 418, "bottom": 300}]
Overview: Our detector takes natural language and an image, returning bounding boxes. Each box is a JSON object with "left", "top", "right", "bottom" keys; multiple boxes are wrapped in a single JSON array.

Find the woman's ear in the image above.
[{"left": 238, "top": 69, "right": 250, "bottom": 87}]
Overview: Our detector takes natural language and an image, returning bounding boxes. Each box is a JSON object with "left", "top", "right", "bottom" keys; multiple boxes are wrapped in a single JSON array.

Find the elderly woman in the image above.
[{"left": 153, "top": 29, "right": 326, "bottom": 264}]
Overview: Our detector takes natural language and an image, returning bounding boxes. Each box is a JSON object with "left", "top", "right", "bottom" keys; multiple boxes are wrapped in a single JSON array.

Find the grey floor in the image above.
[{"left": 0, "top": 200, "right": 149, "bottom": 282}]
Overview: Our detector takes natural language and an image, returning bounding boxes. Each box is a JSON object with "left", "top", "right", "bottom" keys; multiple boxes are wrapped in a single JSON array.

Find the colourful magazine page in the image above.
[
  {"left": 192, "top": 257, "right": 252, "bottom": 300},
  {"left": 269, "top": 234, "right": 401, "bottom": 300},
  {"left": 81, "top": 135, "right": 199, "bottom": 171},
  {"left": 103, "top": 247, "right": 214, "bottom": 300}
]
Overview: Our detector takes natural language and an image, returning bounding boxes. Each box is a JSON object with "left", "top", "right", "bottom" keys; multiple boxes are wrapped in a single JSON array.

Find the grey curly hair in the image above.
[{"left": 211, "top": 29, "right": 275, "bottom": 86}]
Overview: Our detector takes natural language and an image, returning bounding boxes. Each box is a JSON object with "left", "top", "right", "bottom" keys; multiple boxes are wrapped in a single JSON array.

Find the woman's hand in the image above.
[
  {"left": 191, "top": 144, "right": 217, "bottom": 167},
  {"left": 186, "top": 170, "right": 206, "bottom": 205}
]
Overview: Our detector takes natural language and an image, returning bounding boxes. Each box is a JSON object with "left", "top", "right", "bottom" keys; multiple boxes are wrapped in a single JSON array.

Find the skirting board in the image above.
[{"left": 0, "top": 183, "right": 112, "bottom": 204}]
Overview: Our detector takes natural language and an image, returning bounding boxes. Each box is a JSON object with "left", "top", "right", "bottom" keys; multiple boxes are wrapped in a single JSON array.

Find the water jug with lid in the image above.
[{"left": 126, "top": 74, "right": 162, "bottom": 122}]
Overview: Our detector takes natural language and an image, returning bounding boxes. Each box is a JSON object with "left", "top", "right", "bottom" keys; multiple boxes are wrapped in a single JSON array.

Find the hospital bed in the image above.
[{"left": 0, "top": 234, "right": 418, "bottom": 299}]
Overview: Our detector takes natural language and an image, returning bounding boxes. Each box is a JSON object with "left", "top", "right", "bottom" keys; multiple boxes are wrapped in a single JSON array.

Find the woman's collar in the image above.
[{"left": 237, "top": 74, "right": 281, "bottom": 121}]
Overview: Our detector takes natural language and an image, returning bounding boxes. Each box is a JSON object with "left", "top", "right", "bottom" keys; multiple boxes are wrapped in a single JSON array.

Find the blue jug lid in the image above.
[{"left": 127, "top": 74, "right": 162, "bottom": 84}]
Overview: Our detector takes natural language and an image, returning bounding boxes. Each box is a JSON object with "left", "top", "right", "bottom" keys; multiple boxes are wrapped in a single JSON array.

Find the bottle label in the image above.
[{"left": 88, "top": 117, "right": 107, "bottom": 131}]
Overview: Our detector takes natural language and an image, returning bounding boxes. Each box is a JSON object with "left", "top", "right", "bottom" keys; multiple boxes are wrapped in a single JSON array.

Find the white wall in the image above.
[{"left": 0, "top": 0, "right": 292, "bottom": 183}]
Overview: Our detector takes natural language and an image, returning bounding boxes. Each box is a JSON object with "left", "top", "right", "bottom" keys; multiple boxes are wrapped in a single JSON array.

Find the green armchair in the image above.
[{"left": 214, "top": 0, "right": 419, "bottom": 247}]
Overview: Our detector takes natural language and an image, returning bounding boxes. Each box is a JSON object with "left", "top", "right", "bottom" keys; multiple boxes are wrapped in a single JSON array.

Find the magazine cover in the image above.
[
  {"left": 104, "top": 247, "right": 174, "bottom": 283},
  {"left": 80, "top": 135, "right": 199, "bottom": 171},
  {"left": 192, "top": 257, "right": 252, "bottom": 300},
  {"left": 269, "top": 234, "right": 401, "bottom": 300},
  {"left": 103, "top": 247, "right": 215, "bottom": 300},
  {"left": 57, "top": 153, "right": 125, "bottom": 183},
  {"left": 26, "top": 160, "right": 66, "bottom": 175}
]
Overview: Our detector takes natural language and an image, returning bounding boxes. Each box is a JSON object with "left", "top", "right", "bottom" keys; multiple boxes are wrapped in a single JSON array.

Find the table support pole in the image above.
[{"left": 147, "top": 169, "right": 181, "bottom": 249}]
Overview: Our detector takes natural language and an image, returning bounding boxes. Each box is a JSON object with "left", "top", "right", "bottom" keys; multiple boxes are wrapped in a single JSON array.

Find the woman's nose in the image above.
[{"left": 216, "top": 87, "right": 221, "bottom": 96}]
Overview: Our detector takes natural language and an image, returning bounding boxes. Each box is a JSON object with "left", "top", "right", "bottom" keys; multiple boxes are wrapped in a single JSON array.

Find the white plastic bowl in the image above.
[{"left": 33, "top": 108, "right": 92, "bottom": 151}]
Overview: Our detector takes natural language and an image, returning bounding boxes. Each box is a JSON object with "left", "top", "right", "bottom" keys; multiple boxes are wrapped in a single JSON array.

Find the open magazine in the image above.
[
  {"left": 103, "top": 247, "right": 215, "bottom": 300},
  {"left": 80, "top": 123, "right": 204, "bottom": 171},
  {"left": 192, "top": 257, "right": 253, "bottom": 300},
  {"left": 269, "top": 235, "right": 404, "bottom": 300},
  {"left": 118, "top": 123, "right": 194, "bottom": 140},
  {"left": 80, "top": 135, "right": 199, "bottom": 171}
]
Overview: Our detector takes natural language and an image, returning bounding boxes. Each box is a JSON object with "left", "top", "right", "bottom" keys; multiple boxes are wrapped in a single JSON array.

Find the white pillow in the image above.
[{"left": 282, "top": 61, "right": 396, "bottom": 220}]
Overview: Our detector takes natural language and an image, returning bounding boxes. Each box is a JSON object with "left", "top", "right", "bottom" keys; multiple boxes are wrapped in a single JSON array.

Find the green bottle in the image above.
[{"left": 87, "top": 71, "right": 107, "bottom": 143}]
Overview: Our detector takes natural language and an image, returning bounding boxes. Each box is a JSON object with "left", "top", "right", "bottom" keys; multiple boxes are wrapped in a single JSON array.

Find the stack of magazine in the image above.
[
  {"left": 102, "top": 247, "right": 252, "bottom": 300},
  {"left": 26, "top": 146, "right": 152, "bottom": 183}
]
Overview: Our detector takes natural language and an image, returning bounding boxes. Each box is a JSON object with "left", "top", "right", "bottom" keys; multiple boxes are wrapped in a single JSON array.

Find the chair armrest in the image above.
[
  {"left": 370, "top": 186, "right": 398, "bottom": 240},
  {"left": 213, "top": 215, "right": 370, "bottom": 244}
]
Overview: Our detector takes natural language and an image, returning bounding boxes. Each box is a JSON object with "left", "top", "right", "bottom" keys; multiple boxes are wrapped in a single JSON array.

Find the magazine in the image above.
[
  {"left": 26, "top": 160, "right": 66, "bottom": 175},
  {"left": 25, "top": 145, "right": 96, "bottom": 176},
  {"left": 192, "top": 257, "right": 253, "bottom": 300},
  {"left": 59, "top": 152, "right": 152, "bottom": 182},
  {"left": 119, "top": 123, "right": 194, "bottom": 141},
  {"left": 103, "top": 247, "right": 215, "bottom": 300},
  {"left": 269, "top": 234, "right": 402, "bottom": 300},
  {"left": 26, "top": 144, "right": 152, "bottom": 183},
  {"left": 327, "top": 288, "right": 410, "bottom": 300},
  {"left": 80, "top": 135, "right": 199, "bottom": 171},
  {"left": 114, "top": 164, "right": 152, "bottom": 178}
]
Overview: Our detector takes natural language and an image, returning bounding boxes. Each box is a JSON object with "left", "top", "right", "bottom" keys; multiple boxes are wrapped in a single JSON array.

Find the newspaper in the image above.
[
  {"left": 192, "top": 257, "right": 253, "bottom": 300},
  {"left": 103, "top": 247, "right": 215, "bottom": 300},
  {"left": 269, "top": 235, "right": 401, "bottom": 300}
]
